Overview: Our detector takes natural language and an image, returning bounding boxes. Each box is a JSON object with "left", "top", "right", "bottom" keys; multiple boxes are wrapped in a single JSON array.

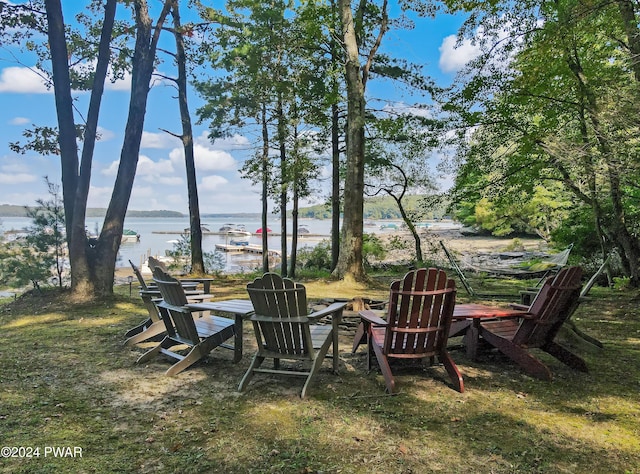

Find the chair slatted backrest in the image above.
[
  {"left": 130, "top": 259, "right": 152, "bottom": 291},
  {"left": 384, "top": 268, "right": 456, "bottom": 357},
  {"left": 148, "top": 256, "right": 169, "bottom": 273},
  {"left": 246, "top": 273, "right": 313, "bottom": 357},
  {"left": 513, "top": 266, "right": 583, "bottom": 347},
  {"left": 152, "top": 267, "right": 200, "bottom": 344}
]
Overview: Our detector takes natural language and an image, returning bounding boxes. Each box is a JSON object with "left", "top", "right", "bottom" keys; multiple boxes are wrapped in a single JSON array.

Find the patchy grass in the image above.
[{"left": 1, "top": 275, "right": 639, "bottom": 474}]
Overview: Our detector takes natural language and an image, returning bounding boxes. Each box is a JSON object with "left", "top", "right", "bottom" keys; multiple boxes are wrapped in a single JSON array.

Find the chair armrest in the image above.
[
  {"left": 359, "top": 309, "right": 388, "bottom": 327},
  {"left": 140, "top": 289, "right": 161, "bottom": 297},
  {"left": 250, "top": 314, "right": 309, "bottom": 323},
  {"left": 157, "top": 301, "right": 191, "bottom": 313},
  {"left": 509, "top": 303, "right": 529, "bottom": 311},
  {"left": 308, "top": 302, "right": 347, "bottom": 321},
  {"left": 186, "top": 293, "right": 214, "bottom": 302}
]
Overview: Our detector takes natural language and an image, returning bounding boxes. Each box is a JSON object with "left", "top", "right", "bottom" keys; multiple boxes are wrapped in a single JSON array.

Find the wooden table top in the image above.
[
  {"left": 453, "top": 303, "right": 529, "bottom": 320},
  {"left": 186, "top": 299, "right": 254, "bottom": 315}
]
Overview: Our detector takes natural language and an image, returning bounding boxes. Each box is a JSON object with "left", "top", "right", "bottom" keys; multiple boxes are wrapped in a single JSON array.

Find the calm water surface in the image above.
[
  {"left": 1, "top": 215, "right": 345, "bottom": 273},
  {"left": 1, "top": 215, "right": 447, "bottom": 273}
]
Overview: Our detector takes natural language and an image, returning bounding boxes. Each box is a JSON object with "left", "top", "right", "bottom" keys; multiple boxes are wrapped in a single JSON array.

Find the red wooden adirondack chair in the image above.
[
  {"left": 479, "top": 266, "right": 588, "bottom": 380},
  {"left": 355, "top": 268, "right": 464, "bottom": 393},
  {"left": 239, "top": 273, "right": 346, "bottom": 398}
]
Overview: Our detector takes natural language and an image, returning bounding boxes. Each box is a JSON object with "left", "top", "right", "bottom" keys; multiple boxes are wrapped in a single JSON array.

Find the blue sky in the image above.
[{"left": 0, "top": 2, "right": 481, "bottom": 215}]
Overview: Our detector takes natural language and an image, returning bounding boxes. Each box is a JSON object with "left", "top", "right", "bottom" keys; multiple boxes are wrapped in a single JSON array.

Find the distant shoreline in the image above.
[{"left": 0, "top": 205, "right": 265, "bottom": 219}]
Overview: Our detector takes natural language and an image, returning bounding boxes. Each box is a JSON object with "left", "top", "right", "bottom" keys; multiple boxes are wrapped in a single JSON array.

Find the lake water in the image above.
[
  {"left": 1, "top": 215, "right": 457, "bottom": 274},
  {"left": 0, "top": 215, "right": 332, "bottom": 274}
]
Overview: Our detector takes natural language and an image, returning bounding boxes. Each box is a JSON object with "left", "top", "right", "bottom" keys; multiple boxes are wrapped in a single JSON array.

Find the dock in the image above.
[
  {"left": 215, "top": 243, "right": 281, "bottom": 257},
  {"left": 152, "top": 230, "right": 328, "bottom": 238}
]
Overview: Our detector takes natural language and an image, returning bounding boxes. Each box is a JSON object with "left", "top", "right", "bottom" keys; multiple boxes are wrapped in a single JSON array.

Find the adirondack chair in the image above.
[
  {"left": 478, "top": 266, "right": 588, "bottom": 380},
  {"left": 124, "top": 260, "right": 210, "bottom": 347},
  {"left": 354, "top": 268, "right": 464, "bottom": 393},
  {"left": 135, "top": 268, "right": 236, "bottom": 376},
  {"left": 238, "top": 273, "right": 347, "bottom": 398}
]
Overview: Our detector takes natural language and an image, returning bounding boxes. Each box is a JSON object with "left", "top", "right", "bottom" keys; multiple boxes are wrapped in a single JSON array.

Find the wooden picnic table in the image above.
[
  {"left": 185, "top": 299, "right": 254, "bottom": 363},
  {"left": 451, "top": 303, "right": 529, "bottom": 359}
]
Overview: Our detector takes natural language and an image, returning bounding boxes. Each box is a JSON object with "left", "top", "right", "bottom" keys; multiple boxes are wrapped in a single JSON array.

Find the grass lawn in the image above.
[{"left": 1, "top": 273, "right": 638, "bottom": 473}]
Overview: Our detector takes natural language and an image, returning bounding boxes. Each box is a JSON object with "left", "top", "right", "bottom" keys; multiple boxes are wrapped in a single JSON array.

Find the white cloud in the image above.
[
  {"left": 157, "top": 176, "right": 184, "bottom": 186},
  {"left": 86, "top": 185, "right": 113, "bottom": 208},
  {"left": 195, "top": 131, "right": 250, "bottom": 150},
  {"left": 9, "top": 117, "right": 30, "bottom": 125},
  {"left": 169, "top": 145, "right": 236, "bottom": 172},
  {"left": 199, "top": 175, "right": 229, "bottom": 191},
  {"left": 381, "top": 102, "right": 432, "bottom": 118},
  {"left": 1, "top": 162, "right": 31, "bottom": 174},
  {"left": 104, "top": 71, "right": 132, "bottom": 91},
  {"left": 97, "top": 126, "right": 115, "bottom": 142},
  {"left": 136, "top": 155, "right": 175, "bottom": 177},
  {"left": 141, "top": 131, "right": 182, "bottom": 149},
  {"left": 0, "top": 173, "right": 37, "bottom": 184},
  {"left": 101, "top": 155, "right": 176, "bottom": 178},
  {"left": 101, "top": 160, "right": 119, "bottom": 177},
  {"left": 0, "top": 66, "right": 50, "bottom": 94},
  {"left": 439, "top": 20, "right": 519, "bottom": 75},
  {"left": 438, "top": 35, "right": 482, "bottom": 73}
]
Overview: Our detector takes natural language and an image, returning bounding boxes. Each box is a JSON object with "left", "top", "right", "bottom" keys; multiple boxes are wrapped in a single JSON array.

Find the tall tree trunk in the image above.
[
  {"left": 566, "top": 44, "right": 640, "bottom": 284},
  {"left": 335, "top": 0, "right": 366, "bottom": 281},
  {"left": 170, "top": 0, "right": 204, "bottom": 275},
  {"left": 330, "top": 0, "right": 342, "bottom": 272},
  {"left": 617, "top": 0, "right": 640, "bottom": 82},
  {"left": 331, "top": 103, "right": 341, "bottom": 272},
  {"left": 260, "top": 104, "right": 270, "bottom": 273},
  {"left": 277, "top": 96, "right": 288, "bottom": 277},
  {"left": 289, "top": 125, "right": 301, "bottom": 278},
  {"left": 44, "top": 0, "right": 78, "bottom": 242},
  {"left": 45, "top": 0, "right": 116, "bottom": 299},
  {"left": 94, "top": 0, "right": 172, "bottom": 296}
]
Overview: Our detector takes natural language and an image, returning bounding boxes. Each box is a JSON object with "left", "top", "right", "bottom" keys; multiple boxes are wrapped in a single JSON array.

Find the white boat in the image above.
[
  {"left": 218, "top": 223, "right": 236, "bottom": 232},
  {"left": 226, "top": 224, "right": 251, "bottom": 237},
  {"left": 227, "top": 229, "right": 251, "bottom": 245},
  {"left": 121, "top": 229, "right": 140, "bottom": 243}
]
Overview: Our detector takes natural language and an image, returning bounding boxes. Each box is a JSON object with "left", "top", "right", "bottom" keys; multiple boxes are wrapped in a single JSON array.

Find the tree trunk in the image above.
[
  {"left": 289, "top": 124, "right": 301, "bottom": 278},
  {"left": 94, "top": 0, "right": 172, "bottom": 296},
  {"left": 45, "top": 0, "right": 116, "bottom": 299},
  {"left": 335, "top": 0, "right": 365, "bottom": 281},
  {"left": 277, "top": 96, "right": 288, "bottom": 277},
  {"left": 260, "top": 104, "right": 270, "bottom": 273},
  {"left": 290, "top": 179, "right": 299, "bottom": 278},
  {"left": 331, "top": 103, "right": 341, "bottom": 272},
  {"left": 44, "top": 0, "right": 79, "bottom": 243},
  {"left": 617, "top": 0, "right": 640, "bottom": 82},
  {"left": 171, "top": 0, "right": 204, "bottom": 275},
  {"left": 330, "top": 1, "right": 342, "bottom": 272}
]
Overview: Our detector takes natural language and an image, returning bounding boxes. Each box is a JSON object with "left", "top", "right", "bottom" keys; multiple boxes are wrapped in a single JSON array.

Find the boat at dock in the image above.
[{"left": 121, "top": 229, "right": 140, "bottom": 243}]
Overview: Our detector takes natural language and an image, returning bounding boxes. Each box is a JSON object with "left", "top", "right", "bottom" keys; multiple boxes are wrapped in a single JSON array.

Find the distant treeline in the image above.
[
  {"left": 299, "top": 195, "right": 449, "bottom": 220},
  {"left": 0, "top": 205, "right": 184, "bottom": 218},
  {"left": 0, "top": 196, "right": 448, "bottom": 220}
]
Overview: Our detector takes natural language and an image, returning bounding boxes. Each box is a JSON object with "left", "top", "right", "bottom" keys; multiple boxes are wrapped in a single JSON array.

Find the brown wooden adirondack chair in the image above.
[
  {"left": 354, "top": 268, "right": 464, "bottom": 393},
  {"left": 135, "top": 268, "right": 236, "bottom": 376},
  {"left": 124, "top": 260, "right": 210, "bottom": 347},
  {"left": 238, "top": 273, "right": 347, "bottom": 398},
  {"left": 478, "top": 266, "right": 588, "bottom": 380}
]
